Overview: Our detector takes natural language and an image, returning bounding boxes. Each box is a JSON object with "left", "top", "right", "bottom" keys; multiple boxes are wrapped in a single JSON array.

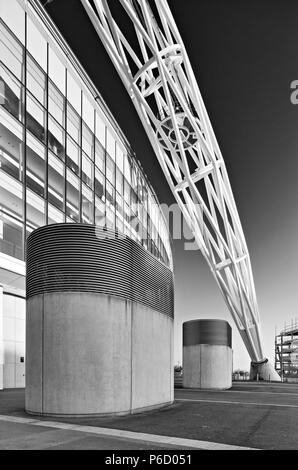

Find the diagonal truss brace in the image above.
[{"left": 81, "top": 0, "right": 265, "bottom": 362}]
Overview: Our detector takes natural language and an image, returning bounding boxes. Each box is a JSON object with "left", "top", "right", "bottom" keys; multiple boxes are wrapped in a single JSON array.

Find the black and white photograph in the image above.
[{"left": 0, "top": 0, "right": 298, "bottom": 458}]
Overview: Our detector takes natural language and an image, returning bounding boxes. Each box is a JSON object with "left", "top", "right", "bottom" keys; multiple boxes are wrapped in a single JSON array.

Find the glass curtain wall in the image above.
[{"left": 0, "top": 9, "right": 171, "bottom": 268}]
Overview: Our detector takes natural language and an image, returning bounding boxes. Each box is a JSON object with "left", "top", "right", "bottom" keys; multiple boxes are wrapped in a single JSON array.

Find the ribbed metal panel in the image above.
[
  {"left": 26, "top": 224, "right": 174, "bottom": 318},
  {"left": 183, "top": 319, "right": 232, "bottom": 347}
]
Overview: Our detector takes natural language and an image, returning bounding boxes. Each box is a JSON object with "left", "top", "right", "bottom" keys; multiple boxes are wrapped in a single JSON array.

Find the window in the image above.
[
  {"left": 26, "top": 55, "right": 46, "bottom": 107},
  {"left": 66, "top": 136, "right": 80, "bottom": 175},
  {"left": 0, "top": 0, "right": 25, "bottom": 45},
  {"left": 49, "top": 81, "right": 65, "bottom": 126},
  {"left": 48, "top": 204, "right": 64, "bottom": 225},
  {"left": 124, "top": 179, "right": 130, "bottom": 204},
  {"left": 0, "top": 169, "right": 23, "bottom": 220},
  {"left": 82, "top": 94, "right": 94, "bottom": 131},
  {"left": 95, "top": 112, "right": 105, "bottom": 146},
  {"left": 0, "top": 112, "right": 23, "bottom": 181},
  {"left": 82, "top": 153, "right": 93, "bottom": 189},
  {"left": 95, "top": 196, "right": 105, "bottom": 227},
  {"left": 106, "top": 206, "right": 115, "bottom": 231},
  {"left": 49, "top": 47, "right": 65, "bottom": 93},
  {"left": 26, "top": 189, "right": 46, "bottom": 229},
  {"left": 124, "top": 153, "right": 131, "bottom": 183},
  {"left": 116, "top": 167, "right": 123, "bottom": 195},
  {"left": 106, "top": 155, "right": 115, "bottom": 184},
  {"left": 82, "top": 123, "right": 94, "bottom": 160},
  {"left": 0, "top": 210, "right": 23, "bottom": 260},
  {"left": 67, "top": 72, "right": 81, "bottom": 114},
  {"left": 26, "top": 93, "right": 45, "bottom": 143},
  {"left": 27, "top": 15, "right": 47, "bottom": 70},
  {"left": 48, "top": 116, "right": 65, "bottom": 160},
  {"left": 0, "top": 22, "right": 24, "bottom": 82},
  {"left": 95, "top": 168, "right": 104, "bottom": 200},
  {"left": 116, "top": 191, "right": 123, "bottom": 217},
  {"left": 106, "top": 129, "right": 115, "bottom": 160},
  {"left": 95, "top": 139, "right": 105, "bottom": 173},
  {"left": 106, "top": 180, "right": 115, "bottom": 209},
  {"left": 48, "top": 153, "right": 64, "bottom": 211},
  {"left": 0, "top": 63, "right": 23, "bottom": 121},
  {"left": 116, "top": 143, "right": 124, "bottom": 171},
  {"left": 82, "top": 185, "right": 93, "bottom": 224},
  {"left": 66, "top": 170, "right": 80, "bottom": 222},
  {"left": 67, "top": 103, "right": 80, "bottom": 143},
  {"left": 26, "top": 132, "right": 45, "bottom": 198}
]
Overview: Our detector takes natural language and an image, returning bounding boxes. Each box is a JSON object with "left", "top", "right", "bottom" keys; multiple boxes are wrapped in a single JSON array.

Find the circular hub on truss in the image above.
[{"left": 157, "top": 113, "right": 198, "bottom": 151}]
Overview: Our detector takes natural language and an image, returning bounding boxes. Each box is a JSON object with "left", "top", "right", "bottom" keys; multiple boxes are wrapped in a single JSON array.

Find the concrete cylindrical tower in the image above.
[
  {"left": 183, "top": 319, "right": 232, "bottom": 390},
  {"left": 25, "top": 224, "right": 174, "bottom": 417}
]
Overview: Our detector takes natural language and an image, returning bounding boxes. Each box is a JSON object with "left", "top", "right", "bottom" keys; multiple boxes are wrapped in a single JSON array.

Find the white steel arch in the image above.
[{"left": 80, "top": 0, "right": 269, "bottom": 365}]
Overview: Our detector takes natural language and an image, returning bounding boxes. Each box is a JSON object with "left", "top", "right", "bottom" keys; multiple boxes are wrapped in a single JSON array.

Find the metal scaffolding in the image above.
[{"left": 275, "top": 320, "right": 298, "bottom": 382}]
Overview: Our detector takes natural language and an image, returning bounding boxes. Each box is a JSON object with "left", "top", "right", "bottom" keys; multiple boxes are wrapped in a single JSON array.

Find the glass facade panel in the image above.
[
  {"left": 0, "top": 110, "right": 23, "bottom": 181},
  {"left": 82, "top": 153, "right": 93, "bottom": 189},
  {"left": 67, "top": 72, "right": 81, "bottom": 114},
  {"left": 49, "top": 81, "right": 65, "bottom": 126},
  {"left": 27, "top": 15, "right": 47, "bottom": 70},
  {"left": 95, "top": 196, "right": 105, "bottom": 227},
  {"left": 95, "top": 112, "right": 105, "bottom": 146},
  {"left": 95, "top": 139, "right": 105, "bottom": 173},
  {"left": 48, "top": 152, "right": 64, "bottom": 212},
  {"left": 82, "top": 94, "right": 94, "bottom": 131},
  {"left": 0, "top": 210, "right": 23, "bottom": 259},
  {"left": 0, "top": 21, "right": 24, "bottom": 82},
  {"left": 27, "top": 55, "right": 46, "bottom": 107},
  {"left": 26, "top": 189, "right": 46, "bottom": 230},
  {"left": 67, "top": 103, "right": 80, "bottom": 143},
  {"left": 106, "top": 129, "right": 115, "bottom": 160},
  {"left": 0, "top": 0, "right": 25, "bottom": 45},
  {"left": 116, "top": 167, "right": 123, "bottom": 195},
  {"left": 106, "top": 155, "right": 115, "bottom": 184},
  {"left": 26, "top": 93, "right": 46, "bottom": 143},
  {"left": 106, "top": 206, "right": 115, "bottom": 230},
  {"left": 95, "top": 168, "right": 104, "bottom": 200},
  {"left": 48, "top": 204, "right": 64, "bottom": 225},
  {"left": 0, "top": 63, "right": 23, "bottom": 121},
  {"left": 82, "top": 185, "right": 94, "bottom": 224},
  {"left": 26, "top": 132, "right": 45, "bottom": 198},
  {"left": 106, "top": 180, "right": 115, "bottom": 209},
  {"left": 66, "top": 169, "right": 80, "bottom": 222},
  {"left": 66, "top": 136, "right": 80, "bottom": 174},
  {"left": 0, "top": 169, "right": 23, "bottom": 220},
  {"left": 49, "top": 47, "right": 65, "bottom": 93},
  {"left": 116, "top": 143, "right": 123, "bottom": 171},
  {"left": 82, "top": 123, "right": 94, "bottom": 160},
  {"left": 48, "top": 115, "right": 65, "bottom": 160}
]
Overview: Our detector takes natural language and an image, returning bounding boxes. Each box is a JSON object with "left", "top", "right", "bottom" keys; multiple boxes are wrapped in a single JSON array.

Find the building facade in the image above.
[{"left": 0, "top": 0, "right": 173, "bottom": 389}]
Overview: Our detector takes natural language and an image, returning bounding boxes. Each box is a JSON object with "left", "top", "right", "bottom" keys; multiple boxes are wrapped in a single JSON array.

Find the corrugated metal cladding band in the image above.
[
  {"left": 26, "top": 224, "right": 174, "bottom": 318},
  {"left": 183, "top": 320, "right": 232, "bottom": 348}
]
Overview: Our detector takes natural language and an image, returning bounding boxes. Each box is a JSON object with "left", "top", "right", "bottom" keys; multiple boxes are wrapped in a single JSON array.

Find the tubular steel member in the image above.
[{"left": 80, "top": 0, "right": 280, "bottom": 380}]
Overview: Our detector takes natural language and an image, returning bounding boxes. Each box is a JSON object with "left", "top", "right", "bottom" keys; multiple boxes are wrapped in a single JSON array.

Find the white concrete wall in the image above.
[
  {"left": 2, "top": 294, "right": 25, "bottom": 389},
  {"left": 183, "top": 344, "right": 232, "bottom": 390},
  {"left": 26, "top": 292, "right": 173, "bottom": 416}
]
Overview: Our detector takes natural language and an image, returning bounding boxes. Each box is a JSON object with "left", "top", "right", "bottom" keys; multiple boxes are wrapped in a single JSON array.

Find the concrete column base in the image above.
[{"left": 250, "top": 359, "right": 281, "bottom": 382}]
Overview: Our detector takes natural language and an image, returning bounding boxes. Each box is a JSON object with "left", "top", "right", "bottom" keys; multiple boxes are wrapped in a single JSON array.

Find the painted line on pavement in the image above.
[
  {"left": 0, "top": 414, "right": 258, "bottom": 451},
  {"left": 176, "top": 398, "right": 298, "bottom": 408},
  {"left": 177, "top": 388, "right": 298, "bottom": 397}
]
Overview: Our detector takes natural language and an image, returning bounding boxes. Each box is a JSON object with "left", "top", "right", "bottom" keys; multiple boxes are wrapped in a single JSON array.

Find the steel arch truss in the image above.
[{"left": 81, "top": 0, "right": 264, "bottom": 362}]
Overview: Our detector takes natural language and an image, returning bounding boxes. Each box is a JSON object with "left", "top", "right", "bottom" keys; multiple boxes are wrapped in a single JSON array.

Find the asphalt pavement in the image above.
[{"left": 0, "top": 382, "right": 297, "bottom": 450}]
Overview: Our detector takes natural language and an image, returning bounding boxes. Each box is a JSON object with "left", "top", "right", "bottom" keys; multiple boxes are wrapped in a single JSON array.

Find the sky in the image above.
[{"left": 45, "top": 0, "right": 298, "bottom": 370}]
